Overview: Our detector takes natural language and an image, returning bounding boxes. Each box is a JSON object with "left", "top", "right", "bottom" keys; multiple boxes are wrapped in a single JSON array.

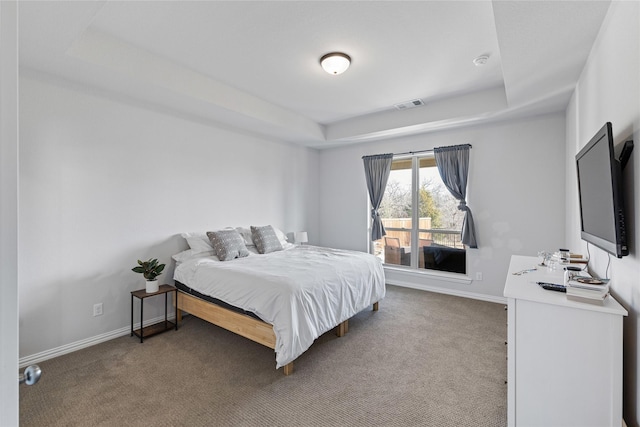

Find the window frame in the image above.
[{"left": 368, "top": 153, "right": 468, "bottom": 276}]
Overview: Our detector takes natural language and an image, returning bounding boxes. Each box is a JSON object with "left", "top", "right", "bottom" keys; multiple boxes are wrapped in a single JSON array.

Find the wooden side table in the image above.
[{"left": 130, "top": 284, "right": 178, "bottom": 343}]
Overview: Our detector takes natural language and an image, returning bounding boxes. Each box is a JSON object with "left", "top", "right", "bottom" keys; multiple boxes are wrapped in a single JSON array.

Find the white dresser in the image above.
[{"left": 504, "top": 255, "right": 627, "bottom": 427}]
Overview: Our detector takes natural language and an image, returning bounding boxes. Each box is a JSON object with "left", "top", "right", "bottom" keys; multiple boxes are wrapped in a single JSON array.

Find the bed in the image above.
[{"left": 172, "top": 229, "right": 386, "bottom": 375}]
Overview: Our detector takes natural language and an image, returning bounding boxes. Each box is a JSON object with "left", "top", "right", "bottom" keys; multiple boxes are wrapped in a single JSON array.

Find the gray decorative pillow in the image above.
[
  {"left": 206, "top": 229, "right": 250, "bottom": 261},
  {"left": 251, "top": 225, "right": 283, "bottom": 254}
]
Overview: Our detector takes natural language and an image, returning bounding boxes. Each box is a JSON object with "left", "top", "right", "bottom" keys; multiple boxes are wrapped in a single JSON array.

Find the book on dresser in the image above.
[{"left": 566, "top": 277, "right": 610, "bottom": 305}]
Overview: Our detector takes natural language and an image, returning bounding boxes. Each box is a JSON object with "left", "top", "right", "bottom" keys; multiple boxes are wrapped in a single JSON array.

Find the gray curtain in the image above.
[
  {"left": 362, "top": 153, "right": 393, "bottom": 241},
  {"left": 434, "top": 144, "right": 478, "bottom": 248}
]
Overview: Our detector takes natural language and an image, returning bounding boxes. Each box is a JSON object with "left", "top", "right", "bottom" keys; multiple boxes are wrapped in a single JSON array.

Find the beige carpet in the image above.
[{"left": 20, "top": 285, "right": 507, "bottom": 426}]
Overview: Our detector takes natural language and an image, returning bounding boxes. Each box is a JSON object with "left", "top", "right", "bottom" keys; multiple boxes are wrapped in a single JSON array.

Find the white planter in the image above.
[{"left": 145, "top": 280, "right": 159, "bottom": 293}]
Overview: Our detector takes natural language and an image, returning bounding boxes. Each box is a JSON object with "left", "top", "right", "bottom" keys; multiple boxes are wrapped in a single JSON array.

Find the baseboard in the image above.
[
  {"left": 386, "top": 278, "right": 507, "bottom": 304},
  {"left": 19, "top": 286, "right": 505, "bottom": 367},
  {"left": 19, "top": 314, "right": 176, "bottom": 368}
]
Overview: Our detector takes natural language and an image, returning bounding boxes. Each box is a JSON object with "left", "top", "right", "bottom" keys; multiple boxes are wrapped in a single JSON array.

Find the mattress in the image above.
[{"left": 174, "top": 280, "right": 261, "bottom": 320}]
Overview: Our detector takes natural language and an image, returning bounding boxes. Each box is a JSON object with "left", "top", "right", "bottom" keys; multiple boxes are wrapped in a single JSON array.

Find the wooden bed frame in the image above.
[{"left": 174, "top": 290, "right": 379, "bottom": 375}]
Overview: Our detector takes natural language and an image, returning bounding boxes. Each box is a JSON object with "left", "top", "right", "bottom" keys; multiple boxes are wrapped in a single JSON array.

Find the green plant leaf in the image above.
[{"left": 132, "top": 257, "right": 166, "bottom": 279}]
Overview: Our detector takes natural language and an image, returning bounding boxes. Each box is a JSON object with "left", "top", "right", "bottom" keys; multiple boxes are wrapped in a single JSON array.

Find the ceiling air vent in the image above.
[{"left": 394, "top": 99, "right": 425, "bottom": 110}]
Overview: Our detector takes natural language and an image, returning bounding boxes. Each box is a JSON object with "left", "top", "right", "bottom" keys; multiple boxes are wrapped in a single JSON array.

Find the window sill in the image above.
[{"left": 383, "top": 264, "right": 472, "bottom": 285}]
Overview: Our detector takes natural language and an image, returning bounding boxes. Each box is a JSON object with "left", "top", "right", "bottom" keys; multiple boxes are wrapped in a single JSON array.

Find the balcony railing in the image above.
[
  {"left": 418, "top": 229, "right": 464, "bottom": 249},
  {"left": 380, "top": 228, "right": 464, "bottom": 249}
]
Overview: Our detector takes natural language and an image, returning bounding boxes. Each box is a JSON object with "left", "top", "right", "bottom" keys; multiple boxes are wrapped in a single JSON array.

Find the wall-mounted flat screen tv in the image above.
[{"left": 575, "top": 122, "right": 628, "bottom": 258}]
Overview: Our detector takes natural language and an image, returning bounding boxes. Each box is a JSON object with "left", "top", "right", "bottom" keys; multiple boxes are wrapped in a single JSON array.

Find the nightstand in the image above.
[{"left": 130, "top": 284, "right": 178, "bottom": 343}]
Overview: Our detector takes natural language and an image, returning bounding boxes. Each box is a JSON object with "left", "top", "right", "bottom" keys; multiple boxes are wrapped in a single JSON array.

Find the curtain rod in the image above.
[
  {"left": 393, "top": 148, "right": 433, "bottom": 156},
  {"left": 393, "top": 144, "right": 472, "bottom": 157},
  {"left": 361, "top": 144, "right": 472, "bottom": 159}
]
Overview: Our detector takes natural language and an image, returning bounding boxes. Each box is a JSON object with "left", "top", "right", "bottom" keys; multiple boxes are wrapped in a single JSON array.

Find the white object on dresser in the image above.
[{"left": 504, "top": 255, "right": 627, "bottom": 427}]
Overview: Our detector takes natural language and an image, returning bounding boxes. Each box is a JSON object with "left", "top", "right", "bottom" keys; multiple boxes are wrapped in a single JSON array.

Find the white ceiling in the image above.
[{"left": 18, "top": 1, "right": 612, "bottom": 148}]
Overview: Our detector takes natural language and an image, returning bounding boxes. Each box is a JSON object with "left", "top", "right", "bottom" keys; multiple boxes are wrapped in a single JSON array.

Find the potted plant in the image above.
[{"left": 132, "top": 258, "right": 166, "bottom": 293}]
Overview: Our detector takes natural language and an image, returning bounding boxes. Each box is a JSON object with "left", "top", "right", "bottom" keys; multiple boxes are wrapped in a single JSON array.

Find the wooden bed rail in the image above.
[
  {"left": 175, "top": 290, "right": 379, "bottom": 376},
  {"left": 176, "top": 291, "right": 276, "bottom": 348}
]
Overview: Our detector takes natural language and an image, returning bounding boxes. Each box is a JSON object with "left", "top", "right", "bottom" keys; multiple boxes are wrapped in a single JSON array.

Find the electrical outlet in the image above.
[
  {"left": 475, "top": 272, "right": 483, "bottom": 281},
  {"left": 93, "top": 303, "right": 103, "bottom": 317}
]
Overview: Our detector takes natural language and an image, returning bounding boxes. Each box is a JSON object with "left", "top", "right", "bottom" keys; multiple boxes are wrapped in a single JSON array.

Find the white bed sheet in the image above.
[{"left": 173, "top": 245, "right": 385, "bottom": 368}]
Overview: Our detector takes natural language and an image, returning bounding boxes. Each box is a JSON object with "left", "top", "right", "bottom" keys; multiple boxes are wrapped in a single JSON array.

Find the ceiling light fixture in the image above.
[{"left": 320, "top": 52, "right": 351, "bottom": 75}]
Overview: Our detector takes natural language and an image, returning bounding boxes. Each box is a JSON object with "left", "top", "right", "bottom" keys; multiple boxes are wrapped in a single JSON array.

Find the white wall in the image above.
[
  {"left": 18, "top": 75, "right": 319, "bottom": 358},
  {"left": 318, "top": 114, "right": 567, "bottom": 299},
  {"left": 565, "top": 1, "right": 640, "bottom": 424}
]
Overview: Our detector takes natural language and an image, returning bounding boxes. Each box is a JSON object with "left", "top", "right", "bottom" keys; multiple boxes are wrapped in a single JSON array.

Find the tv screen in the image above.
[{"left": 575, "top": 122, "right": 628, "bottom": 258}]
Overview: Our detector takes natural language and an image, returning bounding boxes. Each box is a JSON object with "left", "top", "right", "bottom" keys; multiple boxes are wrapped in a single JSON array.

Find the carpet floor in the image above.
[{"left": 20, "top": 285, "right": 507, "bottom": 426}]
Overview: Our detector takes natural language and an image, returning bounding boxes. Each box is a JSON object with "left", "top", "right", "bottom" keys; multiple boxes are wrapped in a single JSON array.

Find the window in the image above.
[{"left": 371, "top": 154, "right": 466, "bottom": 274}]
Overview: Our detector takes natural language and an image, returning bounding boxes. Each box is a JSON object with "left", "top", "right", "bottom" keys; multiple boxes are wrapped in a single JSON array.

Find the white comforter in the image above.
[{"left": 173, "top": 245, "right": 385, "bottom": 368}]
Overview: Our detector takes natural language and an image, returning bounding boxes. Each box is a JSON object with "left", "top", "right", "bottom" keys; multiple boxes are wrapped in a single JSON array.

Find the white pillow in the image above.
[
  {"left": 273, "top": 227, "right": 289, "bottom": 245},
  {"left": 172, "top": 249, "right": 218, "bottom": 265},
  {"left": 273, "top": 227, "right": 295, "bottom": 249},
  {"left": 235, "top": 227, "right": 255, "bottom": 247},
  {"left": 281, "top": 242, "right": 295, "bottom": 250},
  {"left": 181, "top": 231, "right": 213, "bottom": 254}
]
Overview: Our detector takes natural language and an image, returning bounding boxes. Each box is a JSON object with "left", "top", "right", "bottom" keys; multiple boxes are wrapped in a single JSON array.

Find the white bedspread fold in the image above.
[{"left": 173, "top": 245, "right": 385, "bottom": 368}]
